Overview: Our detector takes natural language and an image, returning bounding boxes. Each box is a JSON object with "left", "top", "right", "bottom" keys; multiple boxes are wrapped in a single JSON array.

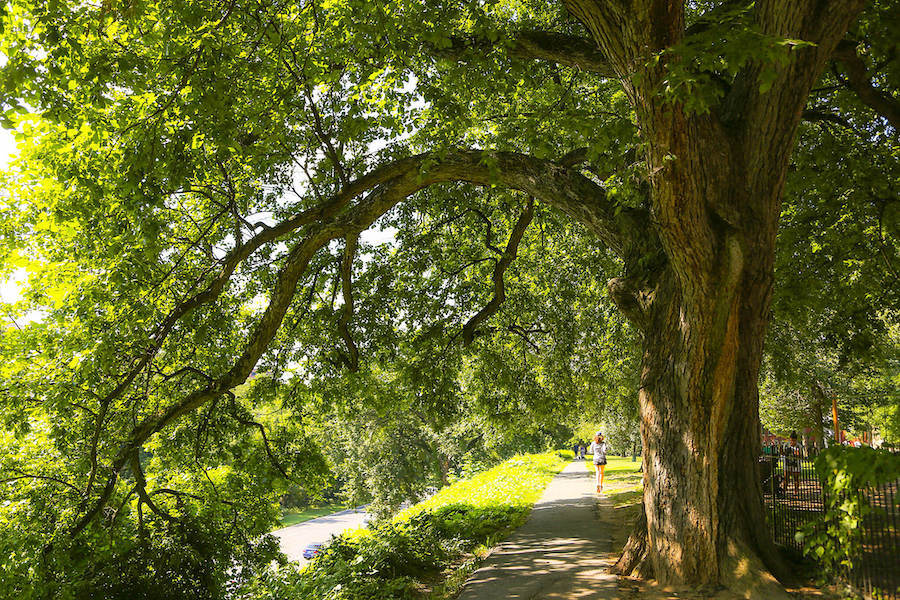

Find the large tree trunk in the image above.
[
  {"left": 605, "top": 84, "right": 805, "bottom": 599},
  {"left": 614, "top": 263, "right": 790, "bottom": 595},
  {"left": 608, "top": 122, "right": 791, "bottom": 594},
  {"left": 564, "top": 1, "right": 865, "bottom": 595}
]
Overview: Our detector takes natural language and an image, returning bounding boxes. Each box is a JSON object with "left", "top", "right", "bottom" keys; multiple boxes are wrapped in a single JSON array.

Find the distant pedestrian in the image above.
[
  {"left": 578, "top": 443, "right": 586, "bottom": 459},
  {"left": 783, "top": 431, "right": 801, "bottom": 494},
  {"left": 589, "top": 432, "right": 609, "bottom": 493},
  {"left": 573, "top": 442, "right": 580, "bottom": 459}
]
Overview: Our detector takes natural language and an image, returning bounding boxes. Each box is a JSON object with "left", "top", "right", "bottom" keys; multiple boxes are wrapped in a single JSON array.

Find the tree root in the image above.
[
  {"left": 611, "top": 501, "right": 654, "bottom": 579},
  {"left": 612, "top": 503, "right": 793, "bottom": 600},
  {"left": 719, "top": 539, "right": 792, "bottom": 600}
]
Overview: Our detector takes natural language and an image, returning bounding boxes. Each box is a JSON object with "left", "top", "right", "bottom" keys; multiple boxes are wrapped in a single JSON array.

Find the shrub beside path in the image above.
[{"left": 455, "top": 459, "right": 619, "bottom": 600}]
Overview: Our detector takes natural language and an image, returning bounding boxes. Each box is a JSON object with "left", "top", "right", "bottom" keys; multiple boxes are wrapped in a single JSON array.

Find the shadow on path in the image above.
[{"left": 456, "top": 461, "right": 620, "bottom": 600}]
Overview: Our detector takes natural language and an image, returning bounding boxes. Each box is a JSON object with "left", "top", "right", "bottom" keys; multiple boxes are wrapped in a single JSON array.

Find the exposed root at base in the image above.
[
  {"left": 607, "top": 503, "right": 797, "bottom": 600},
  {"left": 611, "top": 501, "right": 654, "bottom": 579}
]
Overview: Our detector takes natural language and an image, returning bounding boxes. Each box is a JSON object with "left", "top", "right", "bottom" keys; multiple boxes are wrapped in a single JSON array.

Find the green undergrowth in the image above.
[
  {"left": 232, "top": 451, "right": 568, "bottom": 600},
  {"left": 796, "top": 446, "right": 900, "bottom": 585}
]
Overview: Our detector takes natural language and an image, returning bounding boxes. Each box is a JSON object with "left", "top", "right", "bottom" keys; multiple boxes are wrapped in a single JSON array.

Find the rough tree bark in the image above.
[{"left": 563, "top": 0, "right": 866, "bottom": 596}]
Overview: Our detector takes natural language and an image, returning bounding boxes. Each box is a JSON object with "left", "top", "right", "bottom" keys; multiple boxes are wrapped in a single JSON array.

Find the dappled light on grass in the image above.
[{"left": 229, "top": 452, "right": 567, "bottom": 599}]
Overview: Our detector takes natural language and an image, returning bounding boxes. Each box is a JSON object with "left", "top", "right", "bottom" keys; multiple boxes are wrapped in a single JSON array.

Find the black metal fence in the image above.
[{"left": 760, "top": 452, "right": 899, "bottom": 600}]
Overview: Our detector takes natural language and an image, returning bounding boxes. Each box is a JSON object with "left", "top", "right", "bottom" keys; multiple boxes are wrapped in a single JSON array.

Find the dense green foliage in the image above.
[
  {"left": 0, "top": 1, "right": 638, "bottom": 593},
  {"left": 0, "top": 0, "right": 897, "bottom": 594},
  {"left": 758, "top": 2, "right": 900, "bottom": 442},
  {"left": 796, "top": 446, "right": 900, "bottom": 580},
  {"left": 759, "top": 121, "right": 900, "bottom": 442},
  {"left": 233, "top": 452, "right": 567, "bottom": 600}
]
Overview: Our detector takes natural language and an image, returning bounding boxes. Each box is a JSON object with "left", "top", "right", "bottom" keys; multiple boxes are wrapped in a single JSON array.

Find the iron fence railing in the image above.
[{"left": 760, "top": 452, "right": 899, "bottom": 600}]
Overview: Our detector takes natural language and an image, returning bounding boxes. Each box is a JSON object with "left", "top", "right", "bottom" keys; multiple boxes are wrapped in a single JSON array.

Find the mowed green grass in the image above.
[
  {"left": 583, "top": 454, "right": 644, "bottom": 506},
  {"left": 582, "top": 454, "right": 643, "bottom": 476},
  {"left": 277, "top": 504, "right": 348, "bottom": 528}
]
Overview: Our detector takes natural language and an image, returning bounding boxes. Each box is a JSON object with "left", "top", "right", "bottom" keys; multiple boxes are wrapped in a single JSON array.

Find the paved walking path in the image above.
[{"left": 455, "top": 460, "right": 619, "bottom": 600}]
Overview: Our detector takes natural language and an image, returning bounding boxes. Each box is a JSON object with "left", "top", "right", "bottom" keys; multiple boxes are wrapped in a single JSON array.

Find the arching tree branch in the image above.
[
  {"left": 88, "top": 149, "right": 623, "bottom": 451},
  {"left": 462, "top": 197, "right": 534, "bottom": 345},
  {"left": 832, "top": 40, "right": 900, "bottom": 132},
  {"left": 71, "top": 149, "right": 623, "bottom": 536}
]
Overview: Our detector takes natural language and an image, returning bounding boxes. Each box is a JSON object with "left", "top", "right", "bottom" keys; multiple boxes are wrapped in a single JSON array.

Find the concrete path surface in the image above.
[{"left": 455, "top": 460, "right": 619, "bottom": 600}]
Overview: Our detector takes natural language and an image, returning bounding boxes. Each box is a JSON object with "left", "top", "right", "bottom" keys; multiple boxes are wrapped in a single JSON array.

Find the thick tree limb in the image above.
[
  {"left": 607, "top": 276, "right": 652, "bottom": 331},
  {"left": 506, "top": 30, "right": 614, "bottom": 76},
  {"left": 558, "top": 147, "right": 588, "bottom": 168},
  {"left": 462, "top": 197, "right": 534, "bottom": 345},
  {"left": 71, "top": 149, "right": 622, "bottom": 536},
  {"left": 129, "top": 451, "right": 178, "bottom": 524},
  {"left": 90, "top": 147, "right": 621, "bottom": 447},
  {"left": 801, "top": 109, "right": 852, "bottom": 129},
  {"left": 78, "top": 152, "right": 455, "bottom": 500},
  {"left": 832, "top": 40, "right": 900, "bottom": 132},
  {"left": 95, "top": 149, "right": 624, "bottom": 429},
  {"left": 563, "top": 0, "right": 678, "bottom": 78},
  {"left": 436, "top": 30, "right": 615, "bottom": 77},
  {"left": 724, "top": 0, "right": 867, "bottom": 133}
]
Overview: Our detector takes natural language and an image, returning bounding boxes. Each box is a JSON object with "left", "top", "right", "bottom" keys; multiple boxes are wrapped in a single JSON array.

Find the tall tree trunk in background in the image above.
[
  {"left": 565, "top": 0, "right": 866, "bottom": 595},
  {"left": 811, "top": 382, "right": 827, "bottom": 450},
  {"left": 440, "top": 457, "right": 451, "bottom": 488}
]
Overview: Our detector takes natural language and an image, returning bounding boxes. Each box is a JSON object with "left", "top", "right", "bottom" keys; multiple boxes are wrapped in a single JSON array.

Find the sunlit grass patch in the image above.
[
  {"left": 582, "top": 454, "right": 642, "bottom": 473},
  {"left": 584, "top": 456, "right": 643, "bottom": 507},
  {"left": 277, "top": 504, "right": 348, "bottom": 528},
  {"left": 584, "top": 455, "right": 644, "bottom": 487},
  {"left": 608, "top": 488, "right": 643, "bottom": 508},
  {"left": 399, "top": 451, "right": 568, "bottom": 522},
  {"left": 238, "top": 452, "right": 568, "bottom": 599}
]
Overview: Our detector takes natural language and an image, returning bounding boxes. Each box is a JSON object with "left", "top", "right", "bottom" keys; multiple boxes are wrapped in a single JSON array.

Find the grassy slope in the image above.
[
  {"left": 277, "top": 505, "right": 349, "bottom": 528},
  {"left": 240, "top": 452, "right": 569, "bottom": 600},
  {"left": 399, "top": 452, "right": 569, "bottom": 524}
]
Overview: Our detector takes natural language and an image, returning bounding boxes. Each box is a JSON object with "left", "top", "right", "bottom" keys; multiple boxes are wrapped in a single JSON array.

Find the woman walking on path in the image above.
[{"left": 589, "top": 432, "right": 608, "bottom": 493}]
